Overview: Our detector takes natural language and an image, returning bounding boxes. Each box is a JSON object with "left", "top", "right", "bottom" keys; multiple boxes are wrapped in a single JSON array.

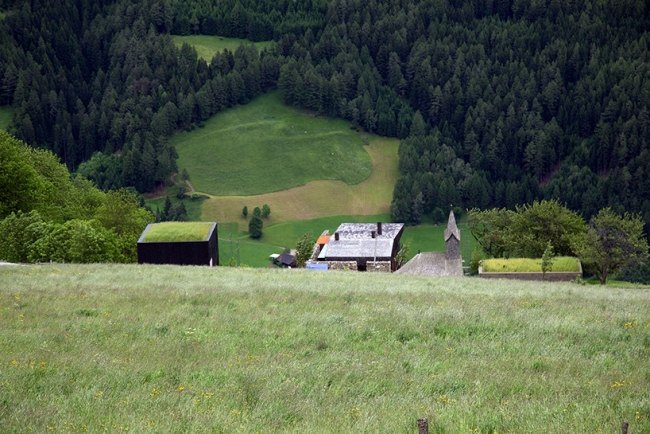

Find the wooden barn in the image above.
[{"left": 137, "top": 222, "right": 219, "bottom": 266}]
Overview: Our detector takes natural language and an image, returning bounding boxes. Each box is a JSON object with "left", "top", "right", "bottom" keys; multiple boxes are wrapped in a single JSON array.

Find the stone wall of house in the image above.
[
  {"left": 367, "top": 261, "right": 392, "bottom": 272},
  {"left": 326, "top": 261, "right": 358, "bottom": 271}
]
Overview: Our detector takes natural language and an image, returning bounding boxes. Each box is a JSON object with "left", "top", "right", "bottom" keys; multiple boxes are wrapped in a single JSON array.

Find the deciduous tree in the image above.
[
  {"left": 295, "top": 232, "right": 314, "bottom": 267},
  {"left": 573, "top": 208, "right": 649, "bottom": 284}
]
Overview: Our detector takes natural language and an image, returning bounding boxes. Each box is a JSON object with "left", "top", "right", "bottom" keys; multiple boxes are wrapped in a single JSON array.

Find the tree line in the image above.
[
  {"left": 0, "top": 131, "right": 153, "bottom": 263},
  {"left": 169, "top": 0, "right": 327, "bottom": 41},
  {"left": 468, "top": 200, "right": 649, "bottom": 284}
]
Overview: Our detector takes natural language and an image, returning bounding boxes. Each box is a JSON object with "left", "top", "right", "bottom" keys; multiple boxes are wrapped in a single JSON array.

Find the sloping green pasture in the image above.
[
  {"left": 171, "top": 35, "right": 273, "bottom": 61},
  {"left": 173, "top": 92, "right": 372, "bottom": 196},
  {"left": 198, "top": 135, "right": 397, "bottom": 223},
  {"left": 1, "top": 264, "right": 649, "bottom": 432}
]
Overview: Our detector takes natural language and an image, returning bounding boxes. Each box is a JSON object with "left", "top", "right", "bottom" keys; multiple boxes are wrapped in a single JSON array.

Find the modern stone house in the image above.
[
  {"left": 396, "top": 210, "right": 463, "bottom": 276},
  {"left": 311, "top": 222, "right": 405, "bottom": 272}
]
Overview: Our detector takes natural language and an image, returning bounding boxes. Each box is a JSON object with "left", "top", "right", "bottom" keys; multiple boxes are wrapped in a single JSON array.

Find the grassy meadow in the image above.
[
  {"left": 0, "top": 105, "right": 13, "bottom": 130},
  {"left": 173, "top": 92, "right": 372, "bottom": 196},
  {"left": 171, "top": 35, "right": 273, "bottom": 62},
  {"left": 1, "top": 264, "right": 649, "bottom": 432},
  {"left": 198, "top": 135, "right": 398, "bottom": 223}
]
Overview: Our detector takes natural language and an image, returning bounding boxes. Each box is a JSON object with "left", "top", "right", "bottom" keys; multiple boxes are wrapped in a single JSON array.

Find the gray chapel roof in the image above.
[{"left": 396, "top": 252, "right": 462, "bottom": 276}]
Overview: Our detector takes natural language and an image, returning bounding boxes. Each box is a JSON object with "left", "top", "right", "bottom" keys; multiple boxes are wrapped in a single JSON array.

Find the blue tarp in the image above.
[{"left": 306, "top": 263, "right": 329, "bottom": 270}]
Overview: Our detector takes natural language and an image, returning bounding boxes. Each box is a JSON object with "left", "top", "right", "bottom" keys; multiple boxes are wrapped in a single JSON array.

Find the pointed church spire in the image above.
[{"left": 444, "top": 210, "right": 460, "bottom": 241}]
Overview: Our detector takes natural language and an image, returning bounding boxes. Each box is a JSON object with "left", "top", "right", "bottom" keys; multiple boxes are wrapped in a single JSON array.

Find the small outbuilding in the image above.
[
  {"left": 137, "top": 221, "right": 218, "bottom": 266},
  {"left": 276, "top": 252, "right": 297, "bottom": 268}
]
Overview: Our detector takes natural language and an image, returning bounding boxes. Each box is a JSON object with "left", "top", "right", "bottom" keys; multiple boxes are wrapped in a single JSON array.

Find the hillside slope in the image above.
[
  {"left": 173, "top": 91, "right": 372, "bottom": 196},
  {"left": 1, "top": 264, "right": 649, "bottom": 432}
]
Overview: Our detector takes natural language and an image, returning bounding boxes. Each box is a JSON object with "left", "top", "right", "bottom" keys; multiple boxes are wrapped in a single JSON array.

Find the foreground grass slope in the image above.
[
  {"left": 1, "top": 264, "right": 649, "bottom": 432},
  {"left": 171, "top": 35, "right": 273, "bottom": 61},
  {"left": 173, "top": 92, "right": 372, "bottom": 196}
]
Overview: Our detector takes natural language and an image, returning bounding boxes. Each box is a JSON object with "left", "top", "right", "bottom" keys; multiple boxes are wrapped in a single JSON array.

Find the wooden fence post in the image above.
[
  {"left": 621, "top": 420, "right": 629, "bottom": 434},
  {"left": 417, "top": 418, "right": 428, "bottom": 434}
]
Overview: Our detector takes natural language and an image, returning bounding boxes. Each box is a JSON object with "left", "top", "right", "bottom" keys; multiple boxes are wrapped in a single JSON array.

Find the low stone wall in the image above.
[
  {"left": 326, "top": 261, "right": 358, "bottom": 271},
  {"left": 317, "top": 260, "right": 392, "bottom": 272},
  {"left": 367, "top": 261, "right": 391, "bottom": 272},
  {"left": 478, "top": 266, "right": 582, "bottom": 282}
]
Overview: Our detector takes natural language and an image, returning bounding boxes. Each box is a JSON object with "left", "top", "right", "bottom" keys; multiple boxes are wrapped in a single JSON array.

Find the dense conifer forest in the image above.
[{"left": 1, "top": 0, "right": 649, "bottom": 230}]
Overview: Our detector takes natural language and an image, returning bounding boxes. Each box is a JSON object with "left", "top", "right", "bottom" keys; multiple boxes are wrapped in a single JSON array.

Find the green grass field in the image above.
[
  {"left": 482, "top": 257, "right": 581, "bottom": 273},
  {"left": 0, "top": 106, "right": 13, "bottom": 130},
  {"left": 171, "top": 35, "right": 274, "bottom": 62},
  {"left": 173, "top": 92, "right": 371, "bottom": 196},
  {"left": 1, "top": 264, "right": 649, "bottom": 432},
  {"left": 198, "top": 135, "right": 398, "bottom": 223}
]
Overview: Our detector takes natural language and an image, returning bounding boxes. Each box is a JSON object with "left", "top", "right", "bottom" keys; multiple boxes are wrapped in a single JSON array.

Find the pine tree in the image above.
[{"left": 248, "top": 215, "right": 263, "bottom": 239}]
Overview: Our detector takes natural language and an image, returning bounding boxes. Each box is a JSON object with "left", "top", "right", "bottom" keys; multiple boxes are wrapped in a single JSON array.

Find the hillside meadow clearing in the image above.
[
  {"left": 171, "top": 35, "right": 273, "bottom": 61},
  {"left": 173, "top": 91, "right": 373, "bottom": 197},
  {"left": 0, "top": 106, "right": 12, "bottom": 130},
  {"left": 1, "top": 264, "right": 648, "bottom": 432}
]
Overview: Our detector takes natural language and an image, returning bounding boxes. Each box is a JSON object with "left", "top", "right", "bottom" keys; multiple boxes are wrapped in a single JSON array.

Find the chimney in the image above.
[
  {"left": 377, "top": 222, "right": 382, "bottom": 235},
  {"left": 334, "top": 232, "right": 339, "bottom": 241},
  {"left": 371, "top": 230, "right": 376, "bottom": 238}
]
